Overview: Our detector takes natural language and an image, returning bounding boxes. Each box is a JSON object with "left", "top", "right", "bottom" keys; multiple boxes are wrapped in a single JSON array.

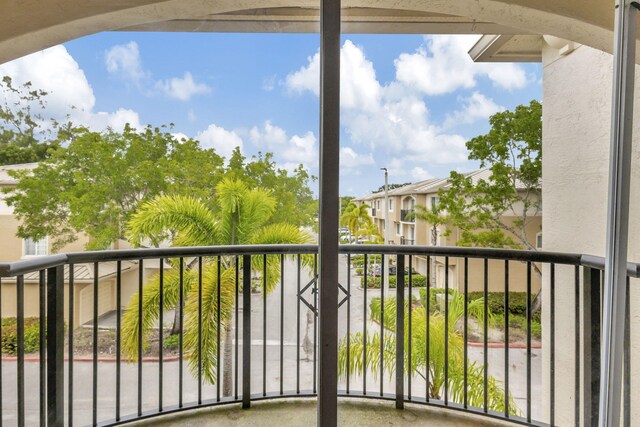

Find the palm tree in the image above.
[
  {"left": 406, "top": 204, "right": 447, "bottom": 284},
  {"left": 121, "top": 177, "right": 313, "bottom": 396},
  {"left": 338, "top": 290, "right": 518, "bottom": 414},
  {"left": 356, "top": 220, "right": 383, "bottom": 244},
  {"left": 340, "top": 202, "right": 373, "bottom": 238}
]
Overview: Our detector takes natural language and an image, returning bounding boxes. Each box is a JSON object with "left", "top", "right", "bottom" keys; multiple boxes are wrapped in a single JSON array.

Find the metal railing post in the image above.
[
  {"left": 318, "top": 0, "right": 340, "bottom": 424},
  {"left": 47, "top": 266, "right": 64, "bottom": 426},
  {"left": 600, "top": 1, "right": 638, "bottom": 425},
  {"left": 583, "top": 267, "right": 601, "bottom": 426},
  {"left": 242, "top": 255, "right": 252, "bottom": 409},
  {"left": 395, "top": 254, "right": 405, "bottom": 409}
]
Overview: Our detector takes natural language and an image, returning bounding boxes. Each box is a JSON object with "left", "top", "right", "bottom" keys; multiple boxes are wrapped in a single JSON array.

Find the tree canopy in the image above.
[
  {"left": 5, "top": 125, "right": 226, "bottom": 250},
  {"left": 437, "top": 100, "right": 542, "bottom": 249},
  {"left": 5, "top": 127, "right": 318, "bottom": 251},
  {"left": 121, "top": 177, "right": 313, "bottom": 392},
  {"left": 225, "top": 147, "right": 317, "bottom": 227},
  {"left": 0, "top": 76, "right": 77, "bottom": 165}
]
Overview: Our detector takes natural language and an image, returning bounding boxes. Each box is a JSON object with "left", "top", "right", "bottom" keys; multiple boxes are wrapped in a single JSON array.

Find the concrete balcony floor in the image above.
[{"left": 128, "top": 398, "right": 516, "bottom": 427}]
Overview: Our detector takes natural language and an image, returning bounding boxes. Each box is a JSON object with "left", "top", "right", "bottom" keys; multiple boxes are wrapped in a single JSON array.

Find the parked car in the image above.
[
  {"left": 388, "top": 266, "right": 418, "bottom": 275},
  {"left": 368, "top": 265, "right": 419, "bottom": 277}
]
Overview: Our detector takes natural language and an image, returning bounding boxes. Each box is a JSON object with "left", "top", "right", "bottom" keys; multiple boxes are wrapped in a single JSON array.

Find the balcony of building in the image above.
[
  {"left": 400, "top": 209, "right": 414, "bottom": 223},
  {"left": 0, "top": 244, "right": 636, "bottom": 426}
]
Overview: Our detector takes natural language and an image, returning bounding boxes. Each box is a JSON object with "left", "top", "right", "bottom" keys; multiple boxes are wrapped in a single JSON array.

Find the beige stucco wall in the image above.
[
  {"left": 542, "top": 42, "right": 640, "bottom": 426},
  {"left": 0, "top": 0, "right": 633, "bottom": 66}
]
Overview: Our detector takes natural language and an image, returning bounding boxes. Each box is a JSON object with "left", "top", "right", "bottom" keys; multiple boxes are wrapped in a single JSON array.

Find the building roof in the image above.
[
  {"left": 355, "top": 168, "right": 536, "bottom": 201},
  {"left": 21, "top": 260, "right": 139, "bottom": 283}
]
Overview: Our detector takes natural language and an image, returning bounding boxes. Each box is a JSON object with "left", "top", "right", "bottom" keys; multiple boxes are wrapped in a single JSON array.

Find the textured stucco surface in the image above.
[
  {"left": 541, "top": 42, "right": 640, "bottom": 425},
  {"left": 0, "top": 0, "right": 637, "bottom": 64},
  {"left": 126, "top": 398, "right": 518, "bottom": 426}
]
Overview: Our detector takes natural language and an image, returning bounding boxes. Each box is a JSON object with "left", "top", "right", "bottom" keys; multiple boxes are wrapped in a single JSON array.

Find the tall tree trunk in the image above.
[
  {"left": 222, "top": 212, "right": 239, "bottom": 396},
  {"left": 222, "top": 322, "right": 233, "bottom": 396},
  {"left": 171, "top": 304, "right": 182, "bottom": 335}
]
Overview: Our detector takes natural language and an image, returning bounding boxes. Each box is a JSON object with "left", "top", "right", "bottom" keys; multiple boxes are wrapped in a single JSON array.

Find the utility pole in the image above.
[
  {"left": 381, "top": 167, "right": 390, "bottom": 294},
  {"left": 381, "top": 168, "right": 390, "bottom": 245}
]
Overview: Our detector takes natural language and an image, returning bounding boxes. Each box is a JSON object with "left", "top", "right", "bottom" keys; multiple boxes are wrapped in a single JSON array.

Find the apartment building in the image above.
[
  {"left": 0, "top": 163, "right": 157, "bottom": 326},
  {"left": 354, "top": 169, "right": 542, "bottom": 293}
]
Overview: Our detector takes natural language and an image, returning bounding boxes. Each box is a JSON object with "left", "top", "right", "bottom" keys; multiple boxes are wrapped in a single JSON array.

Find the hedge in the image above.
[
  {"left": 389, "top": 274, "right": 426, "bottom": 288},
  {"left": 360, "top": 274, "right": 426, "bottom": 288},
  {"left": 350, "top": 254, "right": 381, "bottom": 267},
  {"left": 467, "top": 292, "right": 540, "bottom": 321},
  {"left": 491, "top": 313, "right": 542, "bottom": 339},
  {"left": 416, "top": 290, "right": 540, "bottom": 322},
  {"left": 1, "top": 317, "right": 41, "bottom": 355}
]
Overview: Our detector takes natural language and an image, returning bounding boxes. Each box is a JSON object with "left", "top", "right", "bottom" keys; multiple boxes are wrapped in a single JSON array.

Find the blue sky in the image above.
[{"left": 0, "top": 32, "right": 541, "bottom": 196}]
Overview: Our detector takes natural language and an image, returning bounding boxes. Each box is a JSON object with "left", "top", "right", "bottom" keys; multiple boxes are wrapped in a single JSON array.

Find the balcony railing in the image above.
[
  {"left": 0, "top": 245, "right": 638, "bottom": 426},
  {"left": 400, "top": 236, "right": 415, "bottom": 245},
  {"left": 400, "top": 209, "right": 414, "bottom": 222}
]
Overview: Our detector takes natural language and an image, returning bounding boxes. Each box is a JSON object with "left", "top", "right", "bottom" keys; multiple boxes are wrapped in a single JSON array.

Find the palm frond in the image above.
[
  {"left": 183, "top": 264, "right": 236, "bottom": 384},
  {"left": 127, "top": 194, "right": 219, "bottom": 246},
  {"left": 121, "top": 266, "right": 196, "bottom": 360}
]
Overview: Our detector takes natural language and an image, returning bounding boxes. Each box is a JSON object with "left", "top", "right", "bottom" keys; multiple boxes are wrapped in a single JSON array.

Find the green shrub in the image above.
[
  {"left": 418, "top": 287, "right": 455, "bottom": 311},
  {"left": 388, "top": 274, "right": 426, "bottom": 288},
  {"left": 355, "top": 267, "right": 363, "bottom": 276},
  {"left": 1, "top": 317, "right": 42, "bottom": 355},
  {"left": 163, "top": 333, "right": 180, "bottom": 350},
  {"left": 360, "top": 276, "right": 381, "bottom": 288},
  {"left": 466, "top": 292, "right": 540, "bottom": 321},
  {"left": 351, "top": 255, "right": 364, "bottom": 267},
  {"left": 490, "top": 314, "right": 542, "bottom": 339},
  {"left": 350, "top": 254, "right": 381, "bottom": 267}
]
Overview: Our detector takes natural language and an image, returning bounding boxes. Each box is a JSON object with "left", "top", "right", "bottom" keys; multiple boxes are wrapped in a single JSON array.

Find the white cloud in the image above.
[
  {"left": 284, "top": 41, "right": 381, "bottom": 111},
  {"left": 340, "top": 41, "right": 382, "bottom": 111},
  {"left": 249, "top": 121, "right": 288, "bottom": 148},
  {"left": 0, "top": 45, "right": 95, "bottom": 118},
  {"left": 410, "top": 167, "right": 433, "bottom": 181},
  {"left": 483, "top": 65, "right": 528, "bottom": 90},
  {"left": 283, "top": 132, "right": 317, "bottom": 165},
  {"left": 248, "top": 121, "right": 318, "bottom": 171},
  {"left": 156, "top": 72, "right": 210, "bottom": 101},
  {"left": 340, "top": 147, "right": 374, "bottom": 175},
  {"left": 285, "top": 52, "right": 320, "bottom": 96},
  {"left": 105, "top": 41, "right": 210, "bottom": 101},
  {"left": 394, "top": 35, "right": 528, "bottom": 95},
  {"left": 0, "top": 45, "right": 143, "bottom": 132},
  {"left": 105, "top": 41, "right": 146, "bottom": 82},
  {"left": 444, "top": 92, "right": 504, "bottom": 128},
  {"left": 284, "top": 40, "right": 472, "bottom": 167},
  {"left": 89, "top": 108, "right": 143, "bottom": 131},
  {"left": 172, "top": 132, "right": 189, "bottom": 142},
  {"left": 197, "top": 124, "right": 243, "bottom": 159}
]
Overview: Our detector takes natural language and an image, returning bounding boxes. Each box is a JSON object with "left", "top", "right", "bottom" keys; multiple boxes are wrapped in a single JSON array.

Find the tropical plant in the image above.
[
  {"left": 121, "top": 177, "right": 313, "bottom": 396},
  {"left": 338, "top": 290, "right": 518, "bottom": 414},
  {"left": 340, "top": 201, "right": 374, "bottom": 238},
  {"left": 406, "top": 203, "right": 448, "bottom": 284},
  {"left": 356, "top": 220, "right": 383, "bottom": 244},
  {"left": 437, "top": 100, "right": 541, "bottom": 251}
]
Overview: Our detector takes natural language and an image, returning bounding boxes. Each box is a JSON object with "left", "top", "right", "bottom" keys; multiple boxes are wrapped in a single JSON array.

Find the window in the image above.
[
  {"left": 388, "top": 198, "right": 394, "bottom": 211},
  {"left": 376, "top": 200, "right": 380, "bottom": 209},
  {"left": 536, "top": 232, "right": 542, "bottom": 249},
  {"left": 431, "top": 196, "right": 439, "bottom": 209},
  {"left": 396, "top": 222, "right": 400, "bottom": 235},
  {"left": 24, "top": 237, "right": 48, "bottom": 256}
]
